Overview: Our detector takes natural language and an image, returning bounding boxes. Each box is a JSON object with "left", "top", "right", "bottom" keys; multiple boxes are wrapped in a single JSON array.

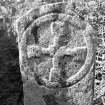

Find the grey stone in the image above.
[{"left": 15, "top": 0, "right": 105, "bottom": 105}]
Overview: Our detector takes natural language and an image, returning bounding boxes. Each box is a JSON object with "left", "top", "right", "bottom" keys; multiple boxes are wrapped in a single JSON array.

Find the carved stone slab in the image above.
[{"left": 15, "top": 1, "right": 103, "bottom": 105}]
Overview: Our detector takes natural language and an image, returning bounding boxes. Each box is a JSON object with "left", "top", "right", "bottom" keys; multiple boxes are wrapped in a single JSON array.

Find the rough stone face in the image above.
[{"left": 15, "top": 0, "right": 105, "bottom": 105}]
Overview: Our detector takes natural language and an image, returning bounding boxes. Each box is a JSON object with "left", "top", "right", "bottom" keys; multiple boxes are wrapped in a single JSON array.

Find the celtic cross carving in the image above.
[{"left": 16, "top": 2, "right": 96, "bottom": 89}]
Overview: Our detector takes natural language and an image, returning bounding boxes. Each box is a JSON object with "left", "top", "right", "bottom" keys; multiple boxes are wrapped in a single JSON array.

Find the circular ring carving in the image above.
[{"left": 19, "top": 3, "right": 95, "bottom": 89}]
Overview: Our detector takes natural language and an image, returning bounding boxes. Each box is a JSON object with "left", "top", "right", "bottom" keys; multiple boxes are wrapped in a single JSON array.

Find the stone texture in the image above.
[{"left": 15, "top": 0, "right": 105, "bottom": 105}]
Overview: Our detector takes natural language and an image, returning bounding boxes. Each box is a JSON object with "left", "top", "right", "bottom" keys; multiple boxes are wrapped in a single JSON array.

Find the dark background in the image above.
[{"left": 0, "top": 29, "right": 24, "bottom": 105}]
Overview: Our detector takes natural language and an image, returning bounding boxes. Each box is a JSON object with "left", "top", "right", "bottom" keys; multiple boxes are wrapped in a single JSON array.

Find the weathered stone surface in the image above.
[{"left": 15, "top": 0, "right": 105, "bottom": 105}]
